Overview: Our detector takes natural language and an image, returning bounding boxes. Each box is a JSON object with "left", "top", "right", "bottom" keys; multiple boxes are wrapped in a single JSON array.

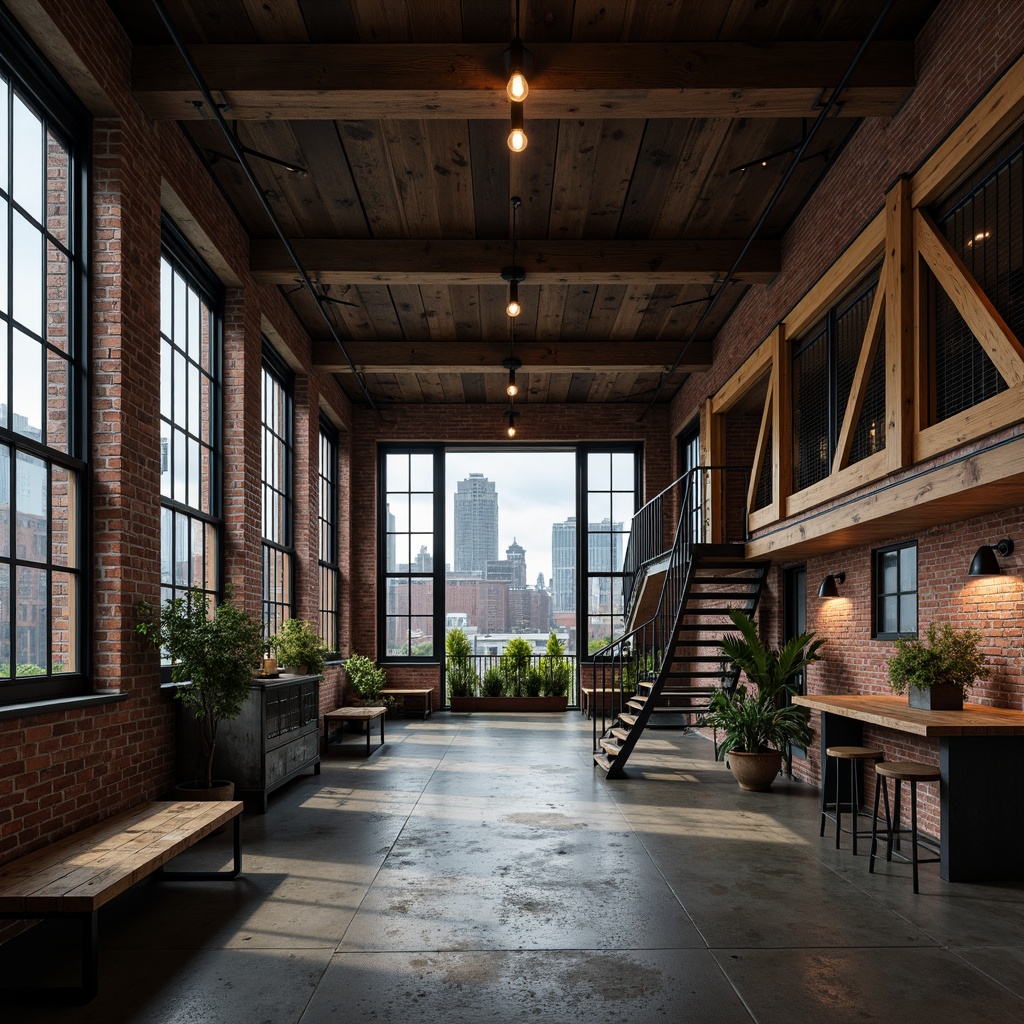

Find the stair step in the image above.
[
  {"left": 663, "top": 669, "right": 730, "bottom": 678},
  {"left": 683, "top": 607, "right": 754, "bottom": 616},
  {"left": 599, "top": 738, "right": 622, "bottom": 756},
  {"left": 688, "top": 590, "right": 760, "bottom": 600},
  {"left": 691, "top": 575, "right": 761, "bottom": 584},
  {"left": 619, "top": 712, "right": 639, "bottom": 726},
  {"left": 593, "top": 752, "right": 615, "bottom": 772},
  {"left": 610, "top": 727, "right": 631, "bottom": 742}
]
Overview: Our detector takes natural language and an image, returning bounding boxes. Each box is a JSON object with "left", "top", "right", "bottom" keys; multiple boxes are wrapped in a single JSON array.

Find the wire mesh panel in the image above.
[
  {"left": 834, "top": 271, "right": 886, "bottom": 464},
  {"left": 792, "top": 319, "right": 828, "bottom": 491},
  {"left": 930, "top": 123, "right": 1023, "bottom": 420},
  {"left": 753, "top": 425, "right": 773, "bottom": 511}
]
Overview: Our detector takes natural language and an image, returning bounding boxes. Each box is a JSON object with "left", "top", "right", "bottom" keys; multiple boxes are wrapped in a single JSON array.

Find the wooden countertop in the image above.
[{"left": 793, "top": 693, "right": 1024, "bottom": 737}]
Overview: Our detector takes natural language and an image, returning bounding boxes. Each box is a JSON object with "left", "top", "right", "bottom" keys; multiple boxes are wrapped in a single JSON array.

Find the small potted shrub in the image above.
[
  {"left": 271, "top": 618, "right": 328, "bottom": 676},
  {"left": 886, "top": 622, "right": 989, "bottom": 711},
  {"left": 704, "top": 610, "right": 822, "bottom": 791},
  {"left": 344, "top": 652, "right": 387, "bottom": 705}
]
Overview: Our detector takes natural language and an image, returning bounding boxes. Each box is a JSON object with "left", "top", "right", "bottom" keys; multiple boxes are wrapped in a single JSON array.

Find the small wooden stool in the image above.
[
  {"left": 821, "top": 745, "right": 884, "bottom": 855},
  {"left": 869, "top": 761, "right": 941, "bottom": 894}
]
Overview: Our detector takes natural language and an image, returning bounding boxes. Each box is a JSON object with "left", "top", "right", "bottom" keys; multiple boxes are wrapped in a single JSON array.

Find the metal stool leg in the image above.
[
  {"left": 910, "top": 780, "right": 920, "bottom": 894},
  {"left": 868, "top": 773, "right": 883, "bottom": 874},
  {"left": 851, "top": 759, "right": 861, "bottom": 856},
  {"left": 882, "top": 777, "right": 894, "bottom": 863},
  {"left": 834, "top": 756, "right": 842, "bottom": 849}
]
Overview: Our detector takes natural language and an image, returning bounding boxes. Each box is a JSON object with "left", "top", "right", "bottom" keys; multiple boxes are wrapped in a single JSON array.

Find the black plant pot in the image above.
[{"left": 908, "top": 683, "right": 964, "bottom": 711}]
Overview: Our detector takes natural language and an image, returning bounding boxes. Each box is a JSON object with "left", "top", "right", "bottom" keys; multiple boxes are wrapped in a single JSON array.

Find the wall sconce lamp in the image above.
[
  {"left": 503, "top": 356, "right": 521, "bottom": 397},
  {"left": 968, "top": 538, "right": 1014, "bottom": 577},
  {"left": 818, "top": 570, "right": 846, "bottom": 598},
  {"left": 503, "top": 407, "right": 520, "bottom": 438}
]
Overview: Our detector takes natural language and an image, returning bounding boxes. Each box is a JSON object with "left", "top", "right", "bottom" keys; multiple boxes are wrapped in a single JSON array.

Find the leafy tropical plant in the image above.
[
  {"left": 270, "top": 618, "right": 328, "bottom": 675},
  {"left": 136, "top": 586, "right": 265, "bottom": 789},
  {"left": 887, "top": 622, "right": 989, "bottom": 697},
  {"left": 540, "top": 630, "right": 572, "bottom": 698},
  {"left": 500, "top": 636, "right": 534, "bottom": 696},
  {"left": 445, "top": 627, "right": 478, "bottom": 698},
  {"left": 345, "top": 652, "right": 387, "bottom": 704},
  {"left": 703, "top": 610, "right": 822, "bottom": 775}
]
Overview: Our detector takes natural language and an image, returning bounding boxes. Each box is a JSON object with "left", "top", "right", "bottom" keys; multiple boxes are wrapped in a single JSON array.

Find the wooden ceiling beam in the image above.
[
  {"left": 132, "top": 41, "right": 914, "bottom": 120},
  {"left": 312, "top": 340, "right": 713, "bottom": 374},
  {"left": 251, "top": 239, "right": 780, "bottom": 285}
]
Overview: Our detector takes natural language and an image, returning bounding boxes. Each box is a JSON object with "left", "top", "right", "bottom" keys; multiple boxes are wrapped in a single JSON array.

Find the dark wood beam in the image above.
[
  {"left": 251, "top": 239, "right": 780, "bottom": 285},
  {"left": 312, "top": 340, "right": 713, "bottom": 374},
  {"left": 132, "top": 41, "right": 914, "bottom": 120}
]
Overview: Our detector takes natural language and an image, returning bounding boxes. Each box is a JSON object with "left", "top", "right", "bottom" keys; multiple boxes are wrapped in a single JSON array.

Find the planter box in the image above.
[
  {"left": 908, "top": 683, "right": 964, "bottom": 711},
  {"left": 449, "top": 696, "right": 568, "bottom": 713}
]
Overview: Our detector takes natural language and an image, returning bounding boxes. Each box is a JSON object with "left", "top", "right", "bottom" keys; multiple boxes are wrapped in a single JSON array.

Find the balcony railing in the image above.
[{"left": 446, "top": 653, "right": 579, "bottom": 703}]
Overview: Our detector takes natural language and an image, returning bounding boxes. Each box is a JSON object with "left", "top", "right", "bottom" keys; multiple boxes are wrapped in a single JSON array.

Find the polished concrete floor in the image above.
[{"left": 6, "top": 712, "right": 1024, "bottom": 1023}]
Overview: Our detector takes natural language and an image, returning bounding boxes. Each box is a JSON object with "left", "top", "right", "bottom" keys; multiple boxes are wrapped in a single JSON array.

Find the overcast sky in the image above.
[{"left": 445, "top": 450, "right": 576, "bottom": 585}]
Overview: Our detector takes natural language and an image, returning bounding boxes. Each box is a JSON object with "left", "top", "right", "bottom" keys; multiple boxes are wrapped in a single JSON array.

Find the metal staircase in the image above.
[{"left": 591, "top": 468, "right": 770, "bottom": 779}]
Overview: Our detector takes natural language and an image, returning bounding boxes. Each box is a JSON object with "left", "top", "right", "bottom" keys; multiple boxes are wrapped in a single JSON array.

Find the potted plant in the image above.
[
  {"left": 704, "top": 610, "right": 822, "bottom": 791},
  {"left": 137, "top": 586, "right": 265, "bottom": 797},
  {"left": 271, "top": 618, "right": 328, "bottom": 676},
  {"left": 886, "top": 622, "right": 989, "bottom": 711},
  {"left": 446, "top": 627, "right": 478, "bottom": 710},
  {"left": 344, "top": 652, "right": 387, "bottom": 706}
]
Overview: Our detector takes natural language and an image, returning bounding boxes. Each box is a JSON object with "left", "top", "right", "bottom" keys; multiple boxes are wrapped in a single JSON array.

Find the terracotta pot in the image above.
[
  {"left": 172, "top": 780, "right": 235, "bottom": 801},
  {"left": 727, "top": 750, "right": 782, "bottom": 792}
]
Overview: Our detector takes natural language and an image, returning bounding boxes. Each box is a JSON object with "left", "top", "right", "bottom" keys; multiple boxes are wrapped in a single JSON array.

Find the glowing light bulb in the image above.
[
  {"left": 507, "top": 71, "right": 528, "bottom": 102},
  {"left": 508, "top": 102, "right": 527, "bottom": 153},
  {"left": 506, "top": 373, "right": 519, "bottom": 397},
  {"left": 507, "top": 424, "right": 517, "bottom": 438}
]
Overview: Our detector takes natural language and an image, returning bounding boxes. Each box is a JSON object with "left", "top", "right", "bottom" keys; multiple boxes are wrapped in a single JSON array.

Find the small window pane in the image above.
[
  {"left": 900, "top": 545, "right": 917, "bottom": 589},
  {"left": 409, "top": 453, "right": 432, "bottom": 490},
  {"left": 588, "top": 492, "right": 611, "bottom": 525},
  {"left": 387, "top": 493, "right": 410, "bottom": 532},
  {"left": 883, "top": 595, "right": 898, "bottom": 634},
  {"left": 0, "top": 563, "right": 8, "bottom": 673},
  {"left": 387, "top": 452, "right": 409, "bottom": 489},
  {"left": 410, "top": 493, "right": 433, "bottom": 532},
  {"left": 0, "top": 198, "right": 8, "bottom": 316},
  {"left": 45, "top": 349, "right": 70, "bottom": 454},
  {"left": 13, "top": 212, "right": 42, "bottom": 337},
  {"left": 0, "top": 446, "right": 8, "bottom": 558},
  {"left": 0, "top": 75, "right": 8, "bottom": 193},
  {"left": 16, "top": 565, "right": 47, "bottom": 671},
  {"left": 588, "top": 452, "right": 611, "bottom": 489},
  {"left": 51, "top": 570, "right": 75, "bottom": 673},
  {"left": 161, "top": 507, "right": 173, "bottom": 583},
  {"left": 13, "top": 94, "right": 43, "bottom": 222},
  {"left": 900, "top": 595, "right": 917, "bottom": 634},
  {"left": 50, "top": 464, "right": 74, "bottom": 567},
  {"left": 882, "top": 550, "right": 898, "bottom": 592},
  {"left": 611, "top": 452, "right": 633, "bottom": 489},
  {"left": 160, "top": 258, "right": 172, "bottom": 338}
]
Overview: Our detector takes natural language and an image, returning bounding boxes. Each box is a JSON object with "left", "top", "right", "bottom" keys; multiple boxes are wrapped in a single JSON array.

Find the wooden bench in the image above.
[
  {"left": 381, "top": 687, "right": 433, "bottom": 720},
  {"left": 323, "top": 705, "right": 386, "bottom": 755},
  {"left": 0, "top": 800, "right": 242, "bottom": 1002}
]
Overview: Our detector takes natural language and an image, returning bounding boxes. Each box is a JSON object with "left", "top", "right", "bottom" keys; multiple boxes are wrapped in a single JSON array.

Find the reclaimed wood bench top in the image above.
[
  {"left": 380, "top": 688, "right": 433, "bottom": 696},
  {"left": 325, "top": 706, "right": 386, "bottom": 721},
  {"left": 0, "top": 800, "right": 242, "bottom": 914}
]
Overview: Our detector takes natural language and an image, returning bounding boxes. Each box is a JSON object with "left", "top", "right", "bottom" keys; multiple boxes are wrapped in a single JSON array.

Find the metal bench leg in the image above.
[{"left": 158, "top": 814, "right": 242, "bottom": 880}]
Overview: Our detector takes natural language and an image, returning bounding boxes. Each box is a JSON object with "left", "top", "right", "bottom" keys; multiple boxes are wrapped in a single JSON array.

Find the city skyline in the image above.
[{"left": 444, "top": 451, "right": 575, "bottom": 585}]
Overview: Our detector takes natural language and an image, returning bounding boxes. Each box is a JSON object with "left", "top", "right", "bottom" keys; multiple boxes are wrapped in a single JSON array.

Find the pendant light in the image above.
[
  {"left": 502, "top": 195, "right": 524, "bottom": 318},
  {"left": 504, "top": 1, "right": 531, "bottom": 151}
]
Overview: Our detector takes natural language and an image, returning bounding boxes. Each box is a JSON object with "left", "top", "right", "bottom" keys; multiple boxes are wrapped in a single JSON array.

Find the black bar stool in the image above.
[
  {"left": 821, "top": 745, "right": 884, "bottom": 855},
  {"left": 869, "top": 761, "right": 941, "bottom": 894}
]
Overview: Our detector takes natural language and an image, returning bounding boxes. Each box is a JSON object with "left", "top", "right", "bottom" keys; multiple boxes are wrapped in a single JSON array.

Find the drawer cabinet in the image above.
[{"left": 181, "top": 674, "right": 321, "bottom": 812}]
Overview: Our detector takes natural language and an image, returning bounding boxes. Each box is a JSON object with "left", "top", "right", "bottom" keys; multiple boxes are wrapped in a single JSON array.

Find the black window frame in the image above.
[
  {"left": 260, "top": 339, "right": 294, "bottom": 639},
  {"left": 0, "top": 6, "right": 90, "bottom": 705},
  {"left": 318, "top": 415, "right": 340, "bottom": 657},
  {"left": 873, "top": 540, "right": 918, "bottom": 640},
  {"left": 158, "top": 216, "right": 224, "bottom": 675}
]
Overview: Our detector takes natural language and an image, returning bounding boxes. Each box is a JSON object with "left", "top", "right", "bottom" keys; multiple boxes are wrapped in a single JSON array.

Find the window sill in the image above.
[{"left": 0, "top": 690, "right": 131, "bottom": 722}]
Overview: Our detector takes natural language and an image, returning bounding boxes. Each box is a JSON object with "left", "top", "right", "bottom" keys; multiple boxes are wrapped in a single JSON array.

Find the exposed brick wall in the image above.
[{"left": 0, "top": 0, "right": 349, "bottom": 889}]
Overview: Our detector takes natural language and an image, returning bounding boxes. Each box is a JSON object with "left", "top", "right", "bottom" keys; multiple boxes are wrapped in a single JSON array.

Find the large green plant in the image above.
[
  {"left": 540, "top": 630, "right": 572, "bottom": 698},
  {"left": 270, "top": 618, "right": 328, "bottom": 675},
  {"left": 704, "top": 610, "right": 822, "bottom": 770},
  {"left": 445, "top": 627, "right": 478, "bottom": 698},
  {"left": 500, "top": 636, "right": 534, "bottom": 696},
  {"left": 137, "top": 586, "right": 265, "bottom": 789},
  {"left": 345, "top": 653, "right": 387, "bottom": 703},
  {"left": 887, "top": 622, "right": 989, "bottom": 697}
]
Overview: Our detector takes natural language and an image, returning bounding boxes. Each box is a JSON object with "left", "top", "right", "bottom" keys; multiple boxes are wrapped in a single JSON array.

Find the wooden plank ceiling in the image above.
[{"left": 109, "top": 0, "right": 937, "bottom": 408}]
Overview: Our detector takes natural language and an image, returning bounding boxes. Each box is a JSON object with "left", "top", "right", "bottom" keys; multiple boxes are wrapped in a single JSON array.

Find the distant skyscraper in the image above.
[
  {"left": 488, "top": 538, "right": 527, "bottom": 587},
  {"left": 453, "top": 473, "right": 498, "bottom": 575},
  {"left": 551, "top": 517, "right": 576, "bottom": 613}
]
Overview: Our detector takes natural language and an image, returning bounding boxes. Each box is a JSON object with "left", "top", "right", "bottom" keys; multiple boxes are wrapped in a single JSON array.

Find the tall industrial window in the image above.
[
  {"left": 874, "top": 541, "right": 918, "bottom": 640},
  {"left": 678, "top": 420, "right": 704, "bottom": 542},
  {"left": 318, "top": 419, "right": 340, "bottom": 656},
  {"left": 0, "top": 15, "right": 88, "bottom": 703},
  {"left": 792, "top": 265, "right": 885, "bottom": 492},
  {"left": 380, "top": 448, "right": 438, "bottom": 659},
  {"left": 160, "top": 223, "right": 222, "bottom": 618},
  {"left": 928, "top": 123, "right": 1023, "bottom": 422},
  {"left": 583, "top": 448, "right": 637, "bottom": 653},
  {"left": 261, "top": 343, "right": 294, "bottom": 638}
]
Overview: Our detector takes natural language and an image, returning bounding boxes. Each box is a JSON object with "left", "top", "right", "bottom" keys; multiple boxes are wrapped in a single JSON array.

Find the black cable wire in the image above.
[
  {"left": 149, "top": 0, "right": 380, "bottom": 413},
  {"left": 640, "top": 0, "right": 896, "bottom": 419}
]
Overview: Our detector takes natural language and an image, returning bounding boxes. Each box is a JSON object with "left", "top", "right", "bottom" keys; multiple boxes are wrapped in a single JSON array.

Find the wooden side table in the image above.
[{"left": 323, "top": 706, "right": 386, "bottom": 756}]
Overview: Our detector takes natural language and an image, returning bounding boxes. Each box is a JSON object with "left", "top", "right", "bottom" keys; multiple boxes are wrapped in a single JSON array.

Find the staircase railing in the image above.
[{"left": 590, "top": 466, "right": 749, "bottom": 753}]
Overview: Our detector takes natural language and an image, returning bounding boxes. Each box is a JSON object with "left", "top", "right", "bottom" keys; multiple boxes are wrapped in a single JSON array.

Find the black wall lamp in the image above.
[
  {"left": 818, "top": 571, "right": 846, "bottom": 598},
  {"left": 968, "top": 538, "right": 1014, "bottom": 577}
]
